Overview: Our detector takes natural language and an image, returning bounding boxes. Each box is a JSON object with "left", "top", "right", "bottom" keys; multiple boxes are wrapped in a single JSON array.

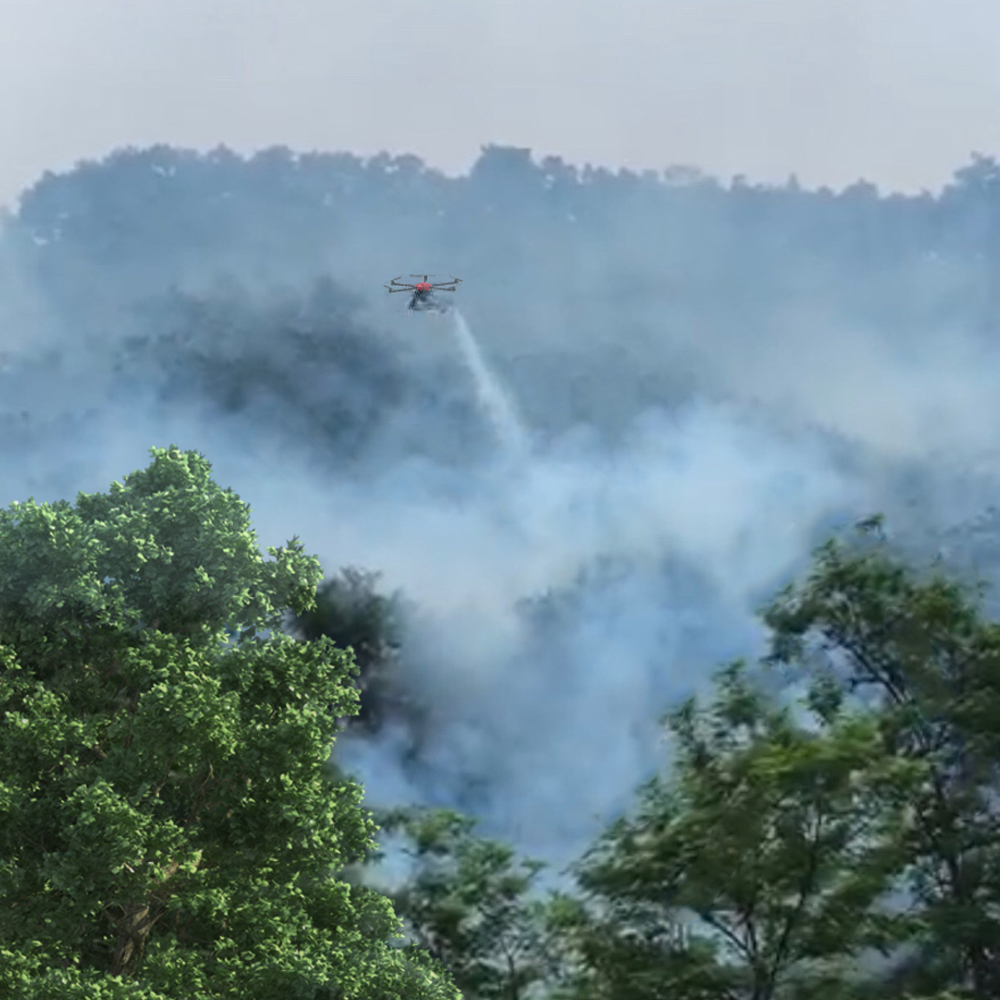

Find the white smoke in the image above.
[
  {"left": 0, "top": 288, "right": 910, "bottom": 867},
  {"left": 328, "top": 383, "right": 863, "bottom": 862},
  {"left": 3, "top": 153, "right": 999, "bottom": 872}
]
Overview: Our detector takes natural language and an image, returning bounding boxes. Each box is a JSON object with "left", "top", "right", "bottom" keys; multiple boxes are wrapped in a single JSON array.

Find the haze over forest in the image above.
[{"left": 4, "top": 142, "right": 1000, "bottom": 873}]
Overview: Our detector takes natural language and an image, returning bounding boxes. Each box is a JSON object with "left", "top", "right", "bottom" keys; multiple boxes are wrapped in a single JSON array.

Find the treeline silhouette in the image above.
[{"left": 7, "top": 143, "right": 1000, "bottom": 445}]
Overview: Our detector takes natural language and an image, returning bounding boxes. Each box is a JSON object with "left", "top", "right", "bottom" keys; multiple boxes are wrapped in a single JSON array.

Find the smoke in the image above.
[
  {"left": 314, "top": 355, "right": 863, "bottom": 862},
  {"left": 0, "top": 284, "right": 862, "bottom": 868},
  {"left": 3, "top": 147, "right": 1000, "bottom": 870}
]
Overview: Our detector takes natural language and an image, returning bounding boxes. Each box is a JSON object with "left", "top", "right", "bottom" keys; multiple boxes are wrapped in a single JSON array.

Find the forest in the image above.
[{"left": 2, "top": 145, "right": 1000, "bottom": 997}]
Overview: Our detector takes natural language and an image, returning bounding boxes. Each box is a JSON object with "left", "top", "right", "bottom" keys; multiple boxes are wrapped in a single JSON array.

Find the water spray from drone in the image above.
[
  {"left": 449, "top": 309, "right": 529, "bottom": 456},
  {"left": 384, "top": 273, "right": 528, "bottom": 455}
]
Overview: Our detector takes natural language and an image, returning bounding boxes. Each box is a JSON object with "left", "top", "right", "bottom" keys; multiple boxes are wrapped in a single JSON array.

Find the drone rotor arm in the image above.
[
  {"left": 386, "top": 276, "right": 419, "bottom": 292},
  {"left": 386, "top": 275, "right": 461, "bottom": 296}
]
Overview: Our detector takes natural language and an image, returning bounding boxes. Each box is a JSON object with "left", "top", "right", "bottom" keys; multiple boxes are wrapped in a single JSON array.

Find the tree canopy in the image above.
[
  {"left": 5, "top": 451, "right": 1000, "bottom": 999},
  {"left": 351, "top": 528, "right": 1000, "bottom": 1000},
  {"left": 0, "top": 445, "right": 459, "bottom": 999}
]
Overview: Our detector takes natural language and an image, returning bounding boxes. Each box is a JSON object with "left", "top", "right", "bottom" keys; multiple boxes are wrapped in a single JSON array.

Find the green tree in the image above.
[
  {"left": 764, "top": 530, "right": 1000, "bottom": 998},
  {"left": 375, "top": 807, "right": 555, "bottom": 1000},
  {"left": 553, "top": 662, "right": 914, "bottom": 1000},
  {"left": 0, "top": 445, "right": 459, "bottom": 1000},
  {"left": 289, "top": 567, "right": 419, "bottom": 734}
]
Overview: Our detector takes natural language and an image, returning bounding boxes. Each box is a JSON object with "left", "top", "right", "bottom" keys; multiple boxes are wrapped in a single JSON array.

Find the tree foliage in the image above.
[
  {"left": 288, "top": 567, "right": 420, "bottom": 734},
  {"left": 375, "top": 807, "right": 554, "bottom": 1000},
  {"left": 0, "top": 445, "right": 458, "bottom": 999},
  {"left": 5, "top": 451, "right": 1000, "bottom": 1000},
  {"left": 369, "top": 526, "right": 1000, "bottom": 1000},
  {"left": 535, "top": 528, "right": 1000, "bottom": 1000},
  {"left": 764, "top": 531, "right": 1000, "bottom": 997},
  {"left": 552, "top": 661, "right": 914, "bottom": 1000}
]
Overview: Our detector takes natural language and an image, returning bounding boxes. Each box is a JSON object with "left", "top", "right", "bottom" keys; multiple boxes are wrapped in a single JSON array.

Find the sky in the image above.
[{"left": 4, "top": 0, "right": 1000, "bottom": 209}]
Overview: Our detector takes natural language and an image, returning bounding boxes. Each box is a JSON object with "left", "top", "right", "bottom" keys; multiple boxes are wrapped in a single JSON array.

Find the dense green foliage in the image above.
[
  {"left": 357, "top": 528, "right": 1000, "bottom": 999},
  {"left": 288, "top": 567, "right": 417, "bottom": 734},
  {"left": 0, "top": 446, "right": 458, "bottom": 999},
  {"left": 376, "top": 808, "right": 555, "bottom": 1000},
  {"left": 763, "top": 533, "right": 1000, "bottom": 997}
]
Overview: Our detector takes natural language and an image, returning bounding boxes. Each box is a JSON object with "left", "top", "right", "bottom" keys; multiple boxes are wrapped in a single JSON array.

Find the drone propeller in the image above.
[
  {"left": 385, "top": 274, "right": 463, "bottom": 293},
  {"left": 407, "top": 274, "right": 462, "bottom": 284}
]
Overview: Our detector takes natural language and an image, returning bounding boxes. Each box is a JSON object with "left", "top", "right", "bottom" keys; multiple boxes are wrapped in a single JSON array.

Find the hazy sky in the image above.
[{"left": 3, "top": 0, "right": 1000, "bottom": 207}]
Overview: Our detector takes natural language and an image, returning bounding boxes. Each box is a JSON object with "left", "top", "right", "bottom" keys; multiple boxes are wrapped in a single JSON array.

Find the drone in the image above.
[{"left": 384, "top": 274, "right": 462, "bottom": 313}]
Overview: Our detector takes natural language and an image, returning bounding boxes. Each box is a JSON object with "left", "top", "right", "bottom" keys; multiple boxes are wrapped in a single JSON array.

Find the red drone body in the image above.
[{"left": 384, "top": 274, "right": 463, "bottom": 313}]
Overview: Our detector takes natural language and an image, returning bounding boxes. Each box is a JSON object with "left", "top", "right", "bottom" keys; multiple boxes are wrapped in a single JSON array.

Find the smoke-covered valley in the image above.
[{"left": 3, "top": 144, "right": 1000, "bottom": 868}]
